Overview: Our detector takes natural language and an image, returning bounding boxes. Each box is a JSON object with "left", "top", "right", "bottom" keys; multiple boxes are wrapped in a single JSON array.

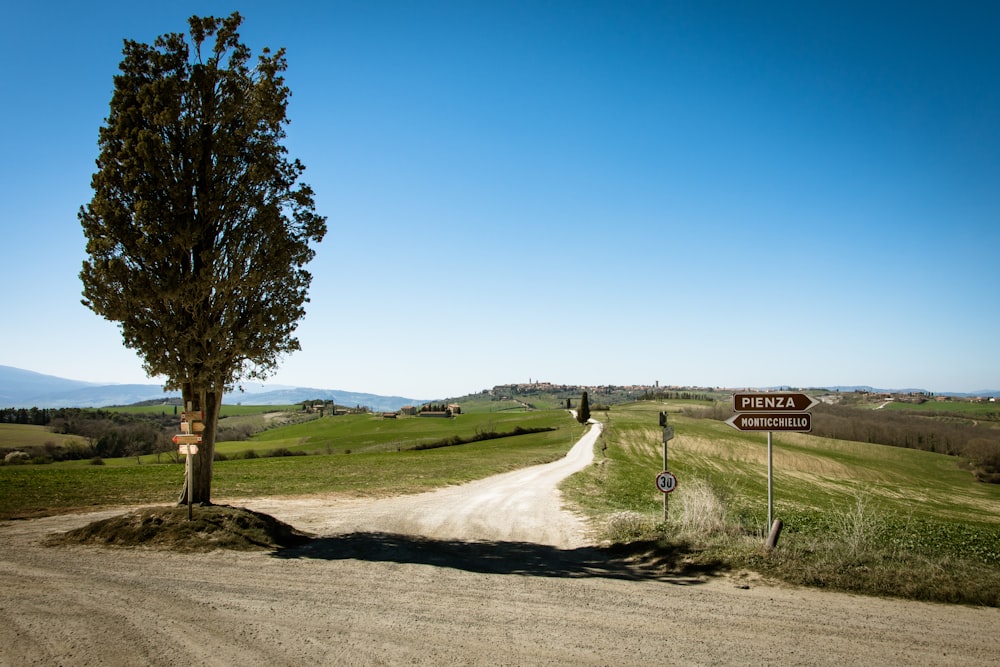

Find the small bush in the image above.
[
  {"left": 89, "top": 457, "right": 105, "bottom": 466},
  {"left": 832, "top": 489, "right": 879, "bottom": 556},
  {"left": 676, "top": 478, "right": 729, "bottom": 537},
  {"left": 4, "top": 451, "right": 31, "bottom": 465},
  {"left": 603, "top": 511, "right": 657, "bottom": 542},
  {"left": 266, "top": 448, "right": 306, "bottom": 458}
]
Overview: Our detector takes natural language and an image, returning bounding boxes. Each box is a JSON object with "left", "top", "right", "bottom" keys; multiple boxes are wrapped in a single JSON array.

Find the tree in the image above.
[
  {"left": 79, "top": 13, "right": 326, "bottom": 504},
  {"left": 577, "top": 391, "right": 591, "bottom": 424}
]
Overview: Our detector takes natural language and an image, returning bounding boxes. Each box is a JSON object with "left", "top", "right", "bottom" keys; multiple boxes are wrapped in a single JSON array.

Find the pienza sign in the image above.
[{"left": 726, "top": 392, "right": 818, "bottom": 432}]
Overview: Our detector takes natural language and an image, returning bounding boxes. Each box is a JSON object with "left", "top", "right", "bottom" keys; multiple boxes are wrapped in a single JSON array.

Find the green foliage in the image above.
[
  {"left": 79, "top": 12, "right": 326, "bottom": 390},
  {"left": 78, "top": 12, "right": 325, "bottom": 502},
  {"left": 576, "top": 391, "right": 590, "bottom": 424},
  {"left": 409, "top": 426, "right": 556, "bottom": 451}
]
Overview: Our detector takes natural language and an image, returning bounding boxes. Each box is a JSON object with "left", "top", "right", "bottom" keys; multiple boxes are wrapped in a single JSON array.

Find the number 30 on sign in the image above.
[{"left": 655, "top": 471, "right": 678, "bottom": 494}]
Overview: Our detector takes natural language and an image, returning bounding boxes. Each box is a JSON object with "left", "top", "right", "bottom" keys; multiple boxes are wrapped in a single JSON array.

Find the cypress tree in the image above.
[{"left": 577, "top": 391, "right": 591, "bottom": 424}]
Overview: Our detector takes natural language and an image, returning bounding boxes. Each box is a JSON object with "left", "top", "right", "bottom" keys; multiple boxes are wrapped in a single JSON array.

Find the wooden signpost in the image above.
[{"left": 176, "top": 407, "right": 204, "bottom": 521}]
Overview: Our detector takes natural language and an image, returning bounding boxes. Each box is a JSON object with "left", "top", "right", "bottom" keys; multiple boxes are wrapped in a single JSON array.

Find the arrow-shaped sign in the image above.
[
  {"left": 172, "top": 434, "right": 202, "bottom": 445},
  {"left": 726, "top": 412, "right": 812, "bottom": 432},
  {"left": 732, "top": 392, "right": 818, "bottom": 412}
]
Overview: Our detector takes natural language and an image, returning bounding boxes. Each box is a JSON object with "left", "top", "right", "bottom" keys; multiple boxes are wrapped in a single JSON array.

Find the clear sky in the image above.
[{"left": 2, "top": 1, "right": 997, "bottom": 399}]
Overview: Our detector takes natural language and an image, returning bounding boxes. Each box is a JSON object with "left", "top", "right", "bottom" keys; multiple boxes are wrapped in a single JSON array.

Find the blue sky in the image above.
[{"left": 1, "top": 1, "right": 997, "bottom": 398}]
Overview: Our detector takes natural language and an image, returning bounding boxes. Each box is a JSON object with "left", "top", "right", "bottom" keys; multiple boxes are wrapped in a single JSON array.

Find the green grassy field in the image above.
[
  {"left": 1, "top": 409, "right": 585, "bottom": 517},
  {"left": 104, "top": 404, "right": 302, "bottom": 417},
  {"left": 226, "top": 409, "right": 570, "bottom": 456},
  {"left": 0, "top": 424, "right": 87, "bottom": 450},
  {"left": 882, "top": 399, "right": 1000, "bottom": 417},
  {"left": 560, "top": 401, "right": 1000, "bottom": 604}
]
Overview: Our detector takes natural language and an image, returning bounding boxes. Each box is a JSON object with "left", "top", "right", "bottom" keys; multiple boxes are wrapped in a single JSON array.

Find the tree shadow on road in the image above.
[{"left": 271, "top": 532, "right": 725, "bottom": 584}]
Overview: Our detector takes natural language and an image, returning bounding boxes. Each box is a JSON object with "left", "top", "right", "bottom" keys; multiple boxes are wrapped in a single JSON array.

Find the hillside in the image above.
[{"left": 0, "top": 365, "right": 425, "bottom": 411}]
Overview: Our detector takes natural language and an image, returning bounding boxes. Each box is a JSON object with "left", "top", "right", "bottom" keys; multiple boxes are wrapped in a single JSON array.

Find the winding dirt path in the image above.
[
  {"left": 238, "top": 417, "right": 601, "bottom": 546},
  {"left": 1, "top": 422, "right": 998, "bottom": 665}
]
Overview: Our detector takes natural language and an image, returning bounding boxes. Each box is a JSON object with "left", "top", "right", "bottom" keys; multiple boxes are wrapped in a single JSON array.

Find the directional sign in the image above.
[
  {"left": 662, "top": 426, "right": 675, "bottom": 442},
  {"left": 655, "top": 471, "right": 678, "bottom": 494},
  {"left": 177, "top": 444, "right": 199, "bottom": 456},
  {"left": 733, "top": 392, "right": 818, "bottom": 413},
  {"left": 181, "top": 411, "right": 205, "bottom": 433},
  {"left": 726, "top": 412, "right": 812, "bottom": 432},
  {"left": 172, "top": 433, "right": 202, "bottom": 445}
]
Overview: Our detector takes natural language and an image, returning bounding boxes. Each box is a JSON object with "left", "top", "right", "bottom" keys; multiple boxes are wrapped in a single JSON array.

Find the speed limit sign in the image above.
[{"left": 655, "top": 471, "right": 678, "bottom": 494}]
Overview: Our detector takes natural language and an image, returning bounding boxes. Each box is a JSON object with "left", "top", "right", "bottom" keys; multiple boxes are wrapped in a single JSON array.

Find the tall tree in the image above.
[
  {"left": 79, "top": 13, "right": 326, "bottom": 503},
  {"left": 577, "top": 391, "right": 591, "bottom": 424}
]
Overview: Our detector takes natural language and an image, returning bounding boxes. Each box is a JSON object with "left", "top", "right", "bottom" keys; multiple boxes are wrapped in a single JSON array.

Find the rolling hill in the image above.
[{"left": 0, "top": 366, "right": 426, "bottom": 412}]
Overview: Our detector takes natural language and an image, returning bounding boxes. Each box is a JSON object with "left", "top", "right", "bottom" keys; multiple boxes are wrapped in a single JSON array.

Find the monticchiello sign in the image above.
[
  {"left": 732, "top": 392, "right": 818, "bottom": 412},
  {"left": 725, "top": 412, "right": 812, "bottom": 432}
]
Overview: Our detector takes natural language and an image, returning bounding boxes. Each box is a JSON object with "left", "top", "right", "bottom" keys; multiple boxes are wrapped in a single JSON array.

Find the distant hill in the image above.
[
  {"left": 814, "top": 385, "right": 999, "bottom": 398},
  {"left": 0, "top": 366, "right": 426, "bottom": 412}
]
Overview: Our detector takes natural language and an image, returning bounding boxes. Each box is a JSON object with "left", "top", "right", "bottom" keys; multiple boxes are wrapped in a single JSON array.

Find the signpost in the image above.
[
  {"left": 657, "top": 411, "right": 676, "bottom": 522},
  {"left": 177, "top": 406, "right": 205, "bottom": 521},
  {"left": 727, "top": 392, "right": 816, "bottom": 532}
]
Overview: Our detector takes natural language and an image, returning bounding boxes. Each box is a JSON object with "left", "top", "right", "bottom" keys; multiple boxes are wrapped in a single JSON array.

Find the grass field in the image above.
[
  {"left": 560, "top": 401, "right": 1000, "bottom": 605},
  {"left": 882, "top": 399, "right": 1000, "bottom": 418},
  {"left": 227, "top": 410, "right": 570, "bottom": 456},
  {"left": 0, "top": 424, "right": 87, "bottom": 450},
  {"left": 104, "top": 404, "right": 303, "bottom": 417},
  {"left": 1, "top": 409, "right": 586, "bottom": 518}
]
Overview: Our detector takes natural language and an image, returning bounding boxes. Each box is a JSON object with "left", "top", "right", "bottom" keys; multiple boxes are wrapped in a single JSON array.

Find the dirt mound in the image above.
[{"left": 45, "top": 504, "right": 312, "bottom": 552}]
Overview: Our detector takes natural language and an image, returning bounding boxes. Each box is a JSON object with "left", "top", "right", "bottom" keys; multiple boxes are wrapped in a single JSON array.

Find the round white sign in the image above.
[{"left": 655, "top": 471, "right": 677, "bottom": 494}]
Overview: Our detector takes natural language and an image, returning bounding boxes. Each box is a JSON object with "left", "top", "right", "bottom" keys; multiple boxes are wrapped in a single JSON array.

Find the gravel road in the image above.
[{"left": 2, "top": 421, "right": 997, "bottom": 665}]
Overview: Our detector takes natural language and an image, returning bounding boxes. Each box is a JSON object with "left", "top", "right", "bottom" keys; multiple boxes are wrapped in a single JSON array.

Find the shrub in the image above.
[
  {"left": 603, "top": 511, "right": 657, "bottom": 542},
  {"left": 4, "top": 451, "right": 30, "bottom": 465},
  {"left": 266, "top": 448, "right": 306, "bottom": 458},
  {"left": 676, "top": 478, "right": 729, "bottom": 537},
  {"left": 89, "top": 457, "right": 105, "bottom": 466}
]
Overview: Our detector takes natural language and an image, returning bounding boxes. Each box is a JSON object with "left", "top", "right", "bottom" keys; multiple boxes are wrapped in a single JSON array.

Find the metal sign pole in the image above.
[
  {"left": 663, "top": 429, "right": 669, "bottom": 522},
  {"left": 658, "top": 411, "right": 675, "bottom": 522},
  {"left": 767, "top": 431, "right": 773, "bottom": 529}
]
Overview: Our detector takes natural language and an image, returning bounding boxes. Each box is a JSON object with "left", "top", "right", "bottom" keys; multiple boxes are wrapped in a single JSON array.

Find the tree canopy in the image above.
[{"left": 79, "top": 13, "right": 326, "bottom": 502}]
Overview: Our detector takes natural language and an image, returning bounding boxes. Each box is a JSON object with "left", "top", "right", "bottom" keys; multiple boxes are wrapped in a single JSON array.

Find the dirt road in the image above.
[{"left": 2, "top": 422, "right": 997, "bottom": 665}]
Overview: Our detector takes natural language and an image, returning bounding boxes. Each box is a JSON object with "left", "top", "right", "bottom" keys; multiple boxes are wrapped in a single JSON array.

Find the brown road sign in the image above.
[
  {"left": 726, "top": 412, "right": 812, "bottom": 432},
  {"left": 732, "top": 392, "right": 818, "bottom": 412}
]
